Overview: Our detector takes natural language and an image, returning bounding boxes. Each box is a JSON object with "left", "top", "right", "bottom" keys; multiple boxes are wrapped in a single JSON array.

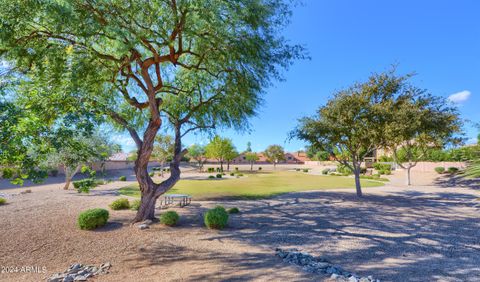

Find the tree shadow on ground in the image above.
[
  {"left": 190, "top": 190, "right": 480, "bottom": 281},
  {"left": 433, "top": 174, "right": 480, "bottom": 190}
]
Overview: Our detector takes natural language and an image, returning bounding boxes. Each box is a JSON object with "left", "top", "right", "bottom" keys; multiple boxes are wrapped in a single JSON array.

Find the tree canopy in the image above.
[
  {"left": 205, "top": 136, "right": 236, "bottom": 171},
  {"left": 0, "top": 0, "right": 305, "bottom": 222},
  {"left": 293, "top": 70, "right": 410, "bottom": 196},
  {"left": 264, "top": 145, "right": 285, "bottom": 168}
]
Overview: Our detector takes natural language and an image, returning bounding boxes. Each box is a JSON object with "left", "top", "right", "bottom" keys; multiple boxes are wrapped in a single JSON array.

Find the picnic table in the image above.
[{"left": 162, "top": 194, "right": 192, "bottom": 208}]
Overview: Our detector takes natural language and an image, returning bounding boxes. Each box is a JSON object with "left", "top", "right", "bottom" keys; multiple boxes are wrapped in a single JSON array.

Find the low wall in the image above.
[
  {"left": 304, "top": 161, "right": 467, "bottom": 172},
  {"left": 402, "top": 162, "right": 467, "bottom": 172}
]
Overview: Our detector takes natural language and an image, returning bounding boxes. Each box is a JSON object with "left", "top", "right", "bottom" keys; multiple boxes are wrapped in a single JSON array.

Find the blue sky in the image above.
[{"left": 116, "top": 0, "right": 480, "bottom": 153}]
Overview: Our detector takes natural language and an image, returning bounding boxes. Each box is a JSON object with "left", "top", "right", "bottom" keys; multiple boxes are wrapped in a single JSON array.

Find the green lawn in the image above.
[{"left": 118, "top": 171, "right": 384, "bottom": 200}]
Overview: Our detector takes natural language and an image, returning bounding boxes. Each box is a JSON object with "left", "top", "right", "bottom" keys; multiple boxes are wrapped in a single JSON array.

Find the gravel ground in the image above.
[{"left": 0, "top": 169, "right": 479, "bottom": 282}]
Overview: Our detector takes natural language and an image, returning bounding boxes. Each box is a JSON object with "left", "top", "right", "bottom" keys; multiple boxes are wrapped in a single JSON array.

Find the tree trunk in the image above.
[
  {"left": 250, "top": 162, "right": 253, "bottom": 171},
  {"left": 132, "top": 121, "right": 184, "bottom": 224},
  {"left": 227, "top": 161, "right": 230, "bottom": 171},
  {"left": 353, "top": 167, "right": 363, "bottom": 197},
  {"left": 160, "top": 161, "right": 164, "bottom": 177},
  {"left": 63, "top": 165, "right": 81, "bottom": 190},
  {"left": 220, "top": 161, "right": 224, "bottom": 172},
  {"left": 273, "top": 161, "right": 277, "bottom": 169},
  {"left": 406, "top": 165, "right": 412, "bottom": 186}
]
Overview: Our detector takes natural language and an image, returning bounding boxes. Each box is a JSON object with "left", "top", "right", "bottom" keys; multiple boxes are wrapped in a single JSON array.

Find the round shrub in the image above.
[
  {"left": 228, "top": 207, "right": 240, "bottom": 214},
  {"left": 207, "top": 167, "right": 215, "bottom": 173},
  {"left": 230, "top": 173, "right": 235, "bottom": 176},
  {"left": 447, "top": 167, "right": 459, "bottom": 174},
  {"left": 383, "top": 170, "right": 392, "bottom": 175},
  {"left": 258, "top": 167, "right": 262, "bottom": 170},
  {"left": 204, "top": 206, "right": 229, "bottom": 229},
  {"left": 118, "top": 176, "right": 127, "bottom": 181},
  {"left": 109, "top": 198, "right": 130, "bottom": 210},
  {"left": 208, "top": 175, "right": 215, "bottom": 179},
  {"left": 0, "top": 198, "right": 6, "bottom": 205},
  {"left": 130, "top": 199, "right": 141, "bottom": 211},
  {"left": 216, "top": 174, "right": 222, "bottom": 178},
  {"left": 78, "top": 208, "right": 109, "bottom": 230},
  {"left": 302, "top": 169, "right": 309, "bottom": 173},
  {"left": 434, "top": 167, "right": 445, "bottom": 174},
  {"left": 149, "top": 172, "right": 155, "bottom": 177},
  {"left": 160, "top": 211, "right": 180, "bottom": 226},
  {"left": 235, "top": 167, "right": 239, "bottom": 171}
]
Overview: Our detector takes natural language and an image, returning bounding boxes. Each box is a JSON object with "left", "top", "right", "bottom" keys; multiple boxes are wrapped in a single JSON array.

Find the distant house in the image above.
[{"left": 228, "top": 151, "right": 310, "bottom": 165}]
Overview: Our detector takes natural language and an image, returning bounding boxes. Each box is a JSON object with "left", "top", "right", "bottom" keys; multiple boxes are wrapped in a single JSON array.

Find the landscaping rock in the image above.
[
  {"left": 275, "top": 248, "right": 379, "bottom": 282},
  {"left": 138, "top": 224, "right": 149, "bottom": 230},
  {"left": 47, "top": 263, "right": 111, "bottom": 282}
]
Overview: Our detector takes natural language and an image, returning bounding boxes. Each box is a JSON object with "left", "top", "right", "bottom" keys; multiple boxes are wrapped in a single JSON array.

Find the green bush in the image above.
[
  {"left": 118, "top": 176, "right": 127, "bottom": 181},
  {"left": 73, "top": 178, "right": 95, "bottom": 193},
  {"left": 373, "top": 163, "right": 392, "bottom": 171},
  {"left": 302, "top": 169, "right": 309, "bottom": 173},
  {"left": 204, "top": 206, "right": 229, "bottom": 229},
  {"left": 258, "top": 167, "right": 262, "bottom": 170},
  {"left": 207, "top": 167, "right": 215, "bottom": 173},
  {"left": 208, "top": 175, "right": 215, "bottom": 179},
  {"left": 230, "top": 173, "right": 235, "bottom": 176},
  {"left": 235, "top": 167, "right": 239, "bottom": 172},
  {"left": 295, "top": 168, "right": 301, "bottom": 171},
  {"left": 447, "top": 167, "right": 459, "bottom": 174},
  {"left": 237, "top": 173, "right": 244, "bottom": 177},
  {"left": 160, "top": 211, "right": 180, "bottom": 226},
  {"left": 2, "top": 168, "right": 14, "bottom": 179},
  {"left": 149, "top": 172, "right": 155, "bottom": 177},
  {"left": 383, "top": 170, "right": 392, "bottom": 175},
  {"left": 152, "top": 167, "right": 161, "bottom": 171},
  {"left": 0, "top": 198, "right": 6, "bottom": 205},
  {"left": 109, "top": 198, "right": 130, "bottom": 210},
  {"left": 434, "top": 167, "right": 445, "bottom": 174},
  {"left": 337, "top": 164, "right": 352, "bottom": 175},
  {"left": 216, "top": 174, "right": 222, "bottom": 178},
  {"left": 130, "top": 199, "right": 141, "bottom": 211},
  {"left": 78, "top": 208, "right": 109, "bottom": 230},
  {"left": 228, "top": 207, "right": 240, "bottom": 214},
  {"left": 322, "top": 168, "right": 330, "bottom": 175}
]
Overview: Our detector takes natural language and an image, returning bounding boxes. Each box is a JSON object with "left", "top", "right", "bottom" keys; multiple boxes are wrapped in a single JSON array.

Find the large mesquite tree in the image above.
[{"left": 0, "top": 0, "right": 304, "bottom": 222}]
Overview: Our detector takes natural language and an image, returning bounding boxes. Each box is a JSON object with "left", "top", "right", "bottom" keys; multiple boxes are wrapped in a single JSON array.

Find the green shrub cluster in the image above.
[
  {"left": 73, "top": 178, "right": 95, "bottom": 193},
  {"left": 152, "top": 167, "right": 162, "bottom": 171},
  {"left": 373, "top": 163, "right": 392, "bottom": 171},
  {"left": 434, "top": 167, "right": 445, "bottom": 174},
  {"left": 228, "top": 207, "right": 240, "bottom": 214},
  {"left": 204, "top": 206, "right": 229, "bottom": 229},
  {"left": 78, "top": 208, "right": 109, "bottom": 230},
  {"left": 447, "top": 167, "right": 459, "bottom": 174},
  {"left": 130, "top": 199, "right": 141, "bottom": 211},
  {"left": 208, "top": 175, "right": 215, "bottom": 179},
  {"left": 109, "top": 198, "right": 130, "bottom": 210},
  {"left": 302, "top": 169, "right": 309, "bottom": 173},
  {"left": 337, "top": 164, "right": 352, "bottom": 175},
  {"left": 216, "top": 174, "right": 222, "bottom": 178},
  {"left": 0, "top": 198, "right": 6, "bottom": 205},
  {"left": 118, "top": 176, "right": 127, "bottom": 181},
  {"left": 160, "top": 211, "right": 180, "bottom": 226},
  {"left": 230, "top": 173, "right": 235, "bottom": 176},
  {"left": 207, "top": 167, "right": 215, "bottom": 173}
]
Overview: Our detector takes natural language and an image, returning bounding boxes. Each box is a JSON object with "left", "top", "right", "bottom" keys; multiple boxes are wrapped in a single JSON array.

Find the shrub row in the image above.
[{"left": 435, "top": 167, "right": 459, "bottom": 174}]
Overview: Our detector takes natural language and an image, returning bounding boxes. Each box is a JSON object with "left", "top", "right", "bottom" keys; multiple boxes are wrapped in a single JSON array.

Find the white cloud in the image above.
[{"left": 448, "top": 90, "right": 471, "bottom": 103}]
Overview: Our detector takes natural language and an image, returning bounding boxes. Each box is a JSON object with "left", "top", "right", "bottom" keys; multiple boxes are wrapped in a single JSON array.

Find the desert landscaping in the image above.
[
  {"left": 1, "top": 165, "right": 480, "bottom": 281},
  {"left": 1, "top": 1, "right": 479, "bottom": 282}
]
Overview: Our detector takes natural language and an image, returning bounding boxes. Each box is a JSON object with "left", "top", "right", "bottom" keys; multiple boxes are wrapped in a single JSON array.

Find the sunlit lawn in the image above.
[{"left": 118, "top": 171, "right": 384, "bottom": 200}]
